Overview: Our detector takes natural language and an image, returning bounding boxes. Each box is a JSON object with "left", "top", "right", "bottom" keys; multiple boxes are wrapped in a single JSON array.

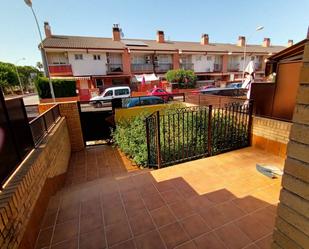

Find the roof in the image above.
[
  {"left": 268, "top": 38, "right": 309, "bottom": 61},
  {"left": 42, "top": 35, "right": 285, "bottom": 54}
]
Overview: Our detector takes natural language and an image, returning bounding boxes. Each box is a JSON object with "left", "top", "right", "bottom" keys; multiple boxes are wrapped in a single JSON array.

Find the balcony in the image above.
[
  {"left": 213, "top": 63, "right": 223, "bottom": 72},
  {"left": 131, "top": 63, "right": 154, "bottom": 72},
  {"left": 155, "top": 63, "right": 173, "bottom": 72},
  {"left": 228, "top": 64, "right": 240, "bottom": 72},
  {"left": 48, "top": 64, "right": 73, "bottom": 76},
  {"left": 180, "top": 63, "right": 194, "bottom": 70},
  {"left": 106, "top": 63, "right": 123, "bottom": 74}
]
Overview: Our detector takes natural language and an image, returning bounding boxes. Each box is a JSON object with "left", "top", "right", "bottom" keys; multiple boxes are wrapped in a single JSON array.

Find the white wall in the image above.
[
  {"left": 68, "top": 52, "right": 107, "bottom": 76},
  {"left": 192, "top": 54, "right": 214, "bottom": 72}
]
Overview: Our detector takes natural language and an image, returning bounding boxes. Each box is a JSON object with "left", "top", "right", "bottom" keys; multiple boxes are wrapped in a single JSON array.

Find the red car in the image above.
[{"left": 147, "top": 88, "right": 173, "bottom": 102}]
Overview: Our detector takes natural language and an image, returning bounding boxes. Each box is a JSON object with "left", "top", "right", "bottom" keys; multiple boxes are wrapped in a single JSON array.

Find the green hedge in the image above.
[
  {"left": 35, "top": 77, "right": 77, "bottom": 98},
  {"left": 166, "top": 69, "right": 197, "bottom": 88}
]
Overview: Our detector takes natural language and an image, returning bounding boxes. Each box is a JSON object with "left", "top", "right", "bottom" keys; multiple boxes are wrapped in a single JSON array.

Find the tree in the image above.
[
  {"left": 17, "top": 65, "right": 41, "bottom": 90},
  {"left": 0, "top": 62, "right": 18, "bottom": 94},
  {"left": 166, "top": 69, "right": 197, "bottom": 88},
  {"left": 36, "top": 61, "right": 43, "bottom": 71}
]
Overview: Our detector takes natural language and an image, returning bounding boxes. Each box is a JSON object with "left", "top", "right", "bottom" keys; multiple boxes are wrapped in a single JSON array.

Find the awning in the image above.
[
  {"left": 132, "top": 73, "right": 159, "bottom": 83},
  {"left": 51, "top": 76, "right": 91, "bottom": 80}
]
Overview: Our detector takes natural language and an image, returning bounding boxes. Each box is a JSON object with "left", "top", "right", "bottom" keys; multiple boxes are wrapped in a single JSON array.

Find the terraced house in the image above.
[{"left": 42, "top": 22, "right": 287, "bottom": 99}]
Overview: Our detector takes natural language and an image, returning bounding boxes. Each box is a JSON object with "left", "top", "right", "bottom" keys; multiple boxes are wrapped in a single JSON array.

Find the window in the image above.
[
  {"left": 104, "top": 90, "right": 113, "bottom": 97},
  {"left": 74, "top": 54, "right": 83, "bottom": 60},
  {"left": 93, "top": 55, "right": 101, "bottom": 60},
  {"left": 251, "top": 56, "right": 255, "bottom": 60},
  {"left": 95, "top": 79, "right": 104, "bottom": 88},
  {"left": 196, "top": 56, "right": 202, "bottom": 61},
  {"left": 115, "top": 89, "right": 129, "bottom": 96},
  {"left": 207, "top": 56, "right": 212, "bottom": 61}
]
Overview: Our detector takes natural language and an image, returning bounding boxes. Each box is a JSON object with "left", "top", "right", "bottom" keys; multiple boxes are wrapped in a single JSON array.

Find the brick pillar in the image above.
[
  {"left": 222, "top": 54, "right": 228, "bottom": 73},
  {"left": 38, "top": 102, "right": 85, "bottom": 152},
  {"left": 122, "top": 48, "right": 131, "bottom": 75},
  {"left": 173, "top": 53, "right": 180, "bottom": 70},
  {"left": 272, "top": 42, "right": 309, "bottom": 249}
]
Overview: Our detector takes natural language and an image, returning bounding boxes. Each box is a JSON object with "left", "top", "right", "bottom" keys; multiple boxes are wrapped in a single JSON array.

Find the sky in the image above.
[{"left": 1, "top": 0, "right": 309, "bottom": 66}]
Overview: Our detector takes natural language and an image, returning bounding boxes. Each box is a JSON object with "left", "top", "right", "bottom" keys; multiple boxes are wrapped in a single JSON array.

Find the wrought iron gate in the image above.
[{"left": 146, "top": 101, "right": 253, "bottom": 168}]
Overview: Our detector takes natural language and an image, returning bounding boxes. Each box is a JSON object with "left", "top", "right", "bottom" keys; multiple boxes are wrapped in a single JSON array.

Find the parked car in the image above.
[
  {"left": 123, "top": 96, "right": 164, "bottom": 108},
  {"left": 147, "top": 88, "right": 173, "bottom": 102},
  {"left": 227, "top": 82, "right": 243, "bottom": 88},
  {"left": 191, "top": 85, "right": 217, "bottom": 94},
  {"left": 90, "top": 86, "right": 131, "bottom": 108}
]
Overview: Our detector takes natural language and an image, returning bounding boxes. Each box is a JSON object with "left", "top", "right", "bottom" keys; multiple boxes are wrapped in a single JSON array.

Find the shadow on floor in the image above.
[{"left": 34, "top": 145, "right": 280, "bottom": 249}]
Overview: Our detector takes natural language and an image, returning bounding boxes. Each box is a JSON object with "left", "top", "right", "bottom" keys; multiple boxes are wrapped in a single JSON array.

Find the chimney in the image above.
[
  {"left": 262, "top": 38, "right": 271, "bottom": 47},
  {"left": 237, "top": 36, "right": 246, "bottom": 47},
  {"left": 44, "top": 22, "right": 52, "bottom": 38},
  {"left": 201, "top": 34, "right": 209, "bottom": 45},
  {"left": 112, "top": 24, "right": 121, "bottom": 41},
  {"left": 287, "top": 39, "right": 293, "bottom": 47},
  {"left": 156, "top": 31, "right": 165, "bottom": 43}
]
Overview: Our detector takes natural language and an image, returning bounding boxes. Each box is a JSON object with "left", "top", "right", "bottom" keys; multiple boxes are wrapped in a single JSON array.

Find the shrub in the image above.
[
  {"left": 35, "top": 77, "right": 77, "bottom": 98},
  {"left": 166, "top": 69, "right": 197, "bottom": 88}
]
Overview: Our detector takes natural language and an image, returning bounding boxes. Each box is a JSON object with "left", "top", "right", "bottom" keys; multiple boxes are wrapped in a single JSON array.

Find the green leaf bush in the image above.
[
  {"left": 35, "top": 77, "right": 77, "bottom": 98},
  {"left": 165, "top": 69, "right": 197, "bottom": 88}
]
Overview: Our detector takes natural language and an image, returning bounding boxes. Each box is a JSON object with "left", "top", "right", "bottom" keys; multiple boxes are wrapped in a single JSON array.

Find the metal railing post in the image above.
[
  {"left": 247, "top": 100, "right": 254, "bottom": 145},
  {"left": 207, "top": 105, "right": 213, "bottom": 156},
  {"left": 145, "top": 118, "right": 151, "bottom": 166},
  {"left": 156, "top": 111, "right": 162, "bottom": 168}
]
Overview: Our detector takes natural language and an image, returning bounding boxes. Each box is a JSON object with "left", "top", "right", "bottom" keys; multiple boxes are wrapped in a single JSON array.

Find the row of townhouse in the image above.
[{"left": 41, "top": 22, "right": 288, "bottom": 99}]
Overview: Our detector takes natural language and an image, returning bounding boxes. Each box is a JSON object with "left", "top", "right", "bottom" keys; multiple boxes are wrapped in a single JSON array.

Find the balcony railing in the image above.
[
  {"left": 131, "top": 63, "right": 154, "bottom": 72},
  {"left": 213, "top": 63, "right": 223, "bottom": 72},
  {"left": 180, "top": 63, "right": 194, "bottom": 70},
  {"left": 48, "top": 64, "right": 73, "bottom": 76},
  {"left": 228, "top": 64, "right": 240, "bottom": 72},
  {"left": 106, "top": 63, "right": 123, "bottom": 74},
  {"left": 155, "top": 63, "right": 173, "bottom": 72}
]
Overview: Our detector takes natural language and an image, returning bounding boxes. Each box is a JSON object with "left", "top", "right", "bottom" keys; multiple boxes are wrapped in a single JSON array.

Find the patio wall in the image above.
[
  {"left": 38, "top": 101, "right": 84, "bottom": 152},
  {"left": 272, "top": 42, "right": 309, "bottom": 248},
  {"left": 252, "top": 116, "right": 292, "bottom": 158},
  {"left": 0, "top": 118, "right": 71, "bottom": 249}
]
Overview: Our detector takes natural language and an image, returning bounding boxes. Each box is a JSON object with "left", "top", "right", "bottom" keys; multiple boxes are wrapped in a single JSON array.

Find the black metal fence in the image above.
[
  {"left": 146, "top": 101, "right": 253, "bottom": 167},
  {"left": 29, "top": 105, "right": 61, "bottom": 147}
]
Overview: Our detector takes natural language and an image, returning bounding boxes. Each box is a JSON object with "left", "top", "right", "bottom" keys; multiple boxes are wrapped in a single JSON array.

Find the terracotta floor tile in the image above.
[
  {"left": 175, "top": 241, "right": 197, "bottom": 249},
  {"left": 169, "top": 200, "right": 195, "bottom": 219},
  {"left": 206, "top": 189, "right": 234, "bottom": 203},
  {"left": 187, "top": 196, "right": 214, "bottom": 211},
  {"left": 159, "top": 222, "right": 190, "bottom": 249},
  {"left": 243, "top": 244, "right": 260, "bottom": 249},
  {"left": 232, "top": 196, "right": 269, "bottom": 214},
  {"left": 124, "top": 199, "right": 146, "bottom": 218},
  {"left": 235, "top": 216, "right": 272, "bottom": 241},
  {"left": 142, "top": 193, "right": 165, "bottom": 211},
  {"left": 52, "top": 219, "right": 79, "bottom": 245},
  {"left": 79, "top": 226, "right": 106, "bottom": 249},
  {"left": 253, "top": 208, "right": 277, "bottom": 230},
  {"left": 81, "top": 199, "right": 102, "bottom": 217},
  {"left": 194, "top": 232, "right": 226, "bottom": 249},
  {"left": 80, "top": 213, "right": 103, "bottom": 234},
  {"left": 129, "top": 209, "right": 156, "bottom": 236},
  {"left": 155, "top": 181, "right": 175, "bottom": 192},
  {"left": 215, "top": 223, "right": 251, "bottom": 249},
  {"left": 161, "top": 189, "right": 183, "bottom": 204},
  {"left": 103, "top": 205, "right": 127, "bottom": 226},
  {"left": 180, "top": 214, "right": 210, "bottom": 239},
  {"left": 199, "top": 206, "right": 227, "bottom": 229},
  {"left": 50, "top": 238, "right": 78, "bottom": 249},
  {"left": 150, "top": 205, "right": 176, "bottom": 227},
  {"left": 105, "top": 221, "right": 132, "bottom": 247},
  {"left": 122, "top": 190, "right": 141, "bottom": 203},
  {"left": 135, "top": 230, "right": 165, "bottom": 249},
  {"left": 40, "top": 211, "right": 57, "bottom": 229},
  {"left": 110, "top": 239, "right": 136, "bottom": 249},
  {"left": 254, "top": 234, "right": 272, "bottom": 249},
  {"left": 216, "top": 201, "right": 245, "bottom": 222},
  {"left": 56, "top": 204, "right": 80, "bottom": 224},
  {"left": 35, "top": 227, "right": 53, "bottom": 249}
]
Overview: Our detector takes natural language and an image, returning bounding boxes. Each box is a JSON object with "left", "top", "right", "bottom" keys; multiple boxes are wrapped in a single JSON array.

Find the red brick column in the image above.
[
  {"left": 122, "top": 48, "right": 131, "bottom": 75},
  {"left": 272, "top": 41, "right": 309, "bottom": 249},
  {"left": 173, "top": 53, "right": 180, "bottom": 70}
]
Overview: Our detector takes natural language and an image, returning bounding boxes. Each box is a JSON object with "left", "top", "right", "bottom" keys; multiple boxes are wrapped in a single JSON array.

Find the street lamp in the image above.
[
  {"left": 24, "top": 0, "right": 56, "bottom": 102},
  {"left": 241, "top": 26, "right": 264, "bottom": 82},
  {"left": 14, "top": 58, "right": 26, "bottom": 95}
]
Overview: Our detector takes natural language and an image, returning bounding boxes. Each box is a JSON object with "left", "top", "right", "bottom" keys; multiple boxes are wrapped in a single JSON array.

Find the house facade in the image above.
[{"left": 41, "top": 22, "right": 287, "bottom": 100}]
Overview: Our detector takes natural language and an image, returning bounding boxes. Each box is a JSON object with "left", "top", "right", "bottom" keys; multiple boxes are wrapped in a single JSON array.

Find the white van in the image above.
[{"left": 90, "top": 86, "right": 131, "bottom": 108}]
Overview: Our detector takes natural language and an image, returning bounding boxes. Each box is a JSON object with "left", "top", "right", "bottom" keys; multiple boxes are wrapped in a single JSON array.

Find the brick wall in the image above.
[
  {"left": 38, "top": 102, "right": 84, "bottom": 152},
  {"left": 272, "top": 42, "right": 309, "bottom": 248},
  {"left": 252, "top": 116, "right": 292, "bottom": 157},
  {"left": 0, "top": 118, "right": 71, "bottom": 249}
]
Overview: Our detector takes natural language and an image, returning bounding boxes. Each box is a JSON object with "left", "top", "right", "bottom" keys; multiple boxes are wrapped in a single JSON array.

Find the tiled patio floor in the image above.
[{"left": 35, "top": 146, "right": 284, "bottom": 249}]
